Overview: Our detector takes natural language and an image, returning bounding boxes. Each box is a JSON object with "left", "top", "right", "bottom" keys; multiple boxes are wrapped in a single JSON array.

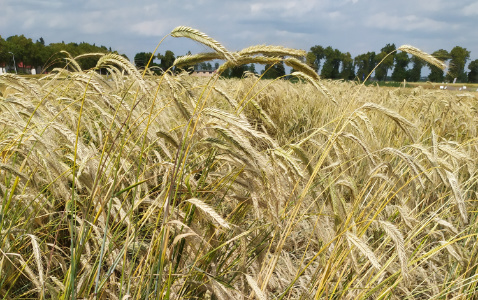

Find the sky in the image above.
[{"left": 1, "top": 0, "right": 477, "bottom": 71}]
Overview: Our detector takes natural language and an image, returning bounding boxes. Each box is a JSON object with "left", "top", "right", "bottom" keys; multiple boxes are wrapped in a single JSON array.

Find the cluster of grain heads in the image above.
[{"left": 0, "top": 26, "right": 477, "bottom": 299}]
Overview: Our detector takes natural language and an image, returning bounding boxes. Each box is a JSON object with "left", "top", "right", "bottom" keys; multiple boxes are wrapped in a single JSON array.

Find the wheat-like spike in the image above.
[
  {"left": 0, "top": 73, "right": 41, "bottom": 100},
  {"left": 15, "top": 256, "right": 42, "bottom": 291},
  {"left": 186, "top": 198, "right": 231, "bottom": 229},
  {"left": 431, "top": 128, "right": 438, "bottom": 159},
  {"left": 345, "top": 231, "right": 381, "bottom": 270},
  {"left": 434, "top": 218, "right": 459, "bottom": 235},
  {"left": 288, "top": 143, "right": 314, "bottom": 175},
  {"left": 246, "top": 274, "right": 268, "bottom": 300},
  {"left": 74, "top": 52, "right": 106, "bottom": 61},
  {"left": 285, "top": 58, "right": 319, "bottom": 80},
  {"left": 203, "top": 108, "right": 277, "bottom": 147},
  {"left": 96, "top": 53, "right": 146, "bottom": 92},
  {"left": 340, "top": 132, "right": 377, "bottom": 166},
  {"left": 168, "top": 220, "right": 209, "bottom": 248},
  {"left": 382, "top": 147, "right": 425, "bottom": 188},
  {"left": 239, "top": 45, "right": 306, "bottom": 58},
  {"left": 398, "top": 45, "right": 447, "bottom": 70},
  {"left": 360, "top": 102, "right": 415, "bottom": 129},
  {"left": 375, "top": 221, "right": 408, "bottom": 281},
  {"left": 213, "top": 86, "right": 239, "bottom": 109},
  {"left": 249, "top": 99, "right": 277, "bottom": 130},
  {"left": 217, "top": 56, "right": 283, "bottom": 74},
  {"left": 170, "top": 26, "right": 238, "bottom": 63},
  {"left": 272, "top": 148, "right": 305, "bottom": 179},
  {"left": 173, "top": 52, "right": 225, "bottom": 67},
  {"left": 0, "top": 163, "right": 28, "bottom": 180},
  {"left": 359, "top": 102, "right": 416, "bottom": 141},
  {"left": 354, "top": 110, "right": 378, "bottom": 142},
  {"left": 445, "top": 170, "right": 468, "bottom": 224},
  {"left": 71, "top": 72, "right": 106, "bottom": 96},
  {"left": 156, "top": 130, "right": 179, "bottom": 149},
  {"left": 26, "top": 234, "right": 44, "bottom": 288},
  {"left": 60, "top": 50, "right": 83, "bottom": 72},
  {"left": 290, "top": 71, "right": 338, "bottom": 105},
  {"left": 439, "top": 241, "right": 463, "bottom": 263},
  {"left": 212, "top": 126, "right": 263, "bottom": 169}
]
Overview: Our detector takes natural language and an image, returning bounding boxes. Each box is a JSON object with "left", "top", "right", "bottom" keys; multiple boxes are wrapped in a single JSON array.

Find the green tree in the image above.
[
  {"left": 0, "top": 35, "right": 7, "bottom": 66},
  {"left": 157, "top": 50, "right": 175, "bottom": 72},
  {"left": 225, "top": 65, "right": 247, "bottom": 78},
  {"left": 262, "top": 62, "right": 286, "bottom": 79},
  {"left": 6, "top": 35, "right": 34, "bottom": 73},
  {"left": 305, "top": 51, "right": 317, "bottom": 71},
  {"left": 374, "top": 52, "right": 388, "bottom": 81},
  {"left": 340, "top": 52, "right": 355, "bottom": 80},
  {"left": 446, "top": 46, "right": 470, "bottom": 83},
  {"left": 134, "top": 52, "right": 154, "bottom": 69},
  {"left": 428, "top": 49, "right": 450, "bottom": 82},
  {"left": 468, "top": 59, "right": 478, "bottom": 83},
  {"left": 248, "top": 64, "right": 256, "bottom": 74},
  {"left": 375, "top": 43, "right": 396, "bottom": 81},
  {"left": 31, "top": 38, "right": 50, "bottom": 71},
  {"left": 354, "top": 52, "right": 376, "bottom": 81},
  {"left": 391, "top": 52, "right": 410, "bottom": 81},
  {"left": 321, "top": 46, "right": 342, "bottom": 79},
  {"left": 407, "top": 56, "right": 424, "bottom": 82},
  {"left": 308, "top": 45, "right": 325, "bottom": 73}
]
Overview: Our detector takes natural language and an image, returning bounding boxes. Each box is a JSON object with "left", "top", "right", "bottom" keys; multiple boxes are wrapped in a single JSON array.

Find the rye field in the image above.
[{"left": 1, "top": 27, "right": 478, "bottom": 299}]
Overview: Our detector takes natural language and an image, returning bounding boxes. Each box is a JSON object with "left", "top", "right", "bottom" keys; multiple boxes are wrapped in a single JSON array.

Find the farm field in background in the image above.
[{"left": 1, "top": 27, "right": 478, "bottom": 299}]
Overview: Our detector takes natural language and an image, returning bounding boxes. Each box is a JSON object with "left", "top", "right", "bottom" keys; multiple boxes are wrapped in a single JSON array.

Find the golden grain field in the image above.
[{"left": 0, "top": 27, "right": 477, "bottom": 299}]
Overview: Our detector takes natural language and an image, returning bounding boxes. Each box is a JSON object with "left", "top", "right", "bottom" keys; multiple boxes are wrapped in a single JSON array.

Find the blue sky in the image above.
[{"left": 1, "top": 0, "right": 477, "bottom": 68}]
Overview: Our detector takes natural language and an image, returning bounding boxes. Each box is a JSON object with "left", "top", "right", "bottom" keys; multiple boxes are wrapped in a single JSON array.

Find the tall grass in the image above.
[{"left": 0, "top": 27, "right": 477, "bottom": 299}]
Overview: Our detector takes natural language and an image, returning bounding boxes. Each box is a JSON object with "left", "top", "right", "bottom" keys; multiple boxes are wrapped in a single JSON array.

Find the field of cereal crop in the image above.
[{"left": 1, "top": 27, "right": 478, "bottom": 299}]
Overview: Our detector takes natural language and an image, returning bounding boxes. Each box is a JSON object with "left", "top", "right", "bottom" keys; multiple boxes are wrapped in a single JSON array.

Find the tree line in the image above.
[
  {"left": 138, "top": 44, "right": 477, "bottom": 83},
  {"left": 306, "top": 44, "right": 478, "bottom": 83},
  {"left": 1, "top": 34, "right": 477, "bottom": 83},
  {"left": 0, "top": 34, "right": 123, "bottom": 73}
]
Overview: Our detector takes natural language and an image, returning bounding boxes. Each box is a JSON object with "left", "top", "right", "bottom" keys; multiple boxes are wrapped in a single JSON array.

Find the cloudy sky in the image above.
[{"left": 1, "top": 0, "right": 477, "bottom": 68}]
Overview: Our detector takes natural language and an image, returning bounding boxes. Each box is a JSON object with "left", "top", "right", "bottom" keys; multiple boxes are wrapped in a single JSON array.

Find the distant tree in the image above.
[
  {"left": 214, "top": 62, "right": 220, "bottom": 70},
  {"left": 157, "top": 50, "right": 175, "bottom": 72},
  {"left": 31, "top": 38, "right": 50, "bottom": 71},
  {"left": 308, "top": 45, "right": 325, "bottom": 73},
  {"left": 76, "top": 42, "right": 108, "bottom": 70},
  {"left": 248, "top": 64, "right": 256, "bottom": 74},
  {"left": 134, "top": 52, "right": 154, "bottom": 69},
  {"left": 340, "top": 52, "right": 355, "bottom": 80},
  {"left": 321, "top": 46, "right": 342, "bottom": 79},
  {"left": 6, "top": 35, "right": 34, "bottom": 72},
  {"left": 0, "top": 36, "right": 7, "bottom": 65},
  {"left": 226, "top": 65, "right": 247, "bottom": 78},
  {"left": 428, "top": 49, "right": 450, "bottom": 82},
  {"left": 374, "top": 52, "right": 388, "bottom": 81},
  {"left": 375, "top": 43, "right": 396, "bottom": 81},
  {"left": 446, "top": 46, "right": 470, "bottom": 83},
  {"left": 407, "top": 56, "right": 424, "bottom": 82},
  {"left": 391, "top": 52, "right": 410, "bottom": 81},
  {"left": 354, "top": 52, "right": 376, "bottom": 81},
  {"left": 305, "top": 51, "right": 317, "bottom": 71},
  {"left": 262, "top": 62, "right": 286, "bottom": 79},
  {"left": 175, "top": 51, "right": 194, "bottom": 73},
  {"left": 468, "top": 59, "right": 478, "bottom": 83}
]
